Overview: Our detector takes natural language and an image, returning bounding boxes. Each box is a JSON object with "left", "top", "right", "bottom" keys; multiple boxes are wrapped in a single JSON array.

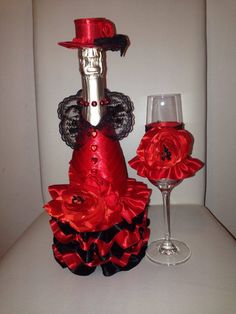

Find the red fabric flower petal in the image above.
[
  {"left": 44, "top": 200, "right": 64, "bottom": 219},
  {"left": 48, "top": 184, "right": 68, "bottom": 199}
]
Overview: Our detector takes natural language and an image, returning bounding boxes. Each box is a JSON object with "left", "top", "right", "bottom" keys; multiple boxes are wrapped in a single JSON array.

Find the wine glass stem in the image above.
[
  {"left": 158, "top": 187, "right": 178, "bottom": 255},
  {"left": 162, "top": 190, "right": 171, "bottom": 242}
]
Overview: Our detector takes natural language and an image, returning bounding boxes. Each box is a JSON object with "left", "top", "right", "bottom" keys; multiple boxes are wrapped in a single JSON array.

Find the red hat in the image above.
[
  {"left": 58, "top": 18, "right": 129, "bottom": 56},
  {"left": 58, "top": 18, "right": 115, "bottom": 48}
]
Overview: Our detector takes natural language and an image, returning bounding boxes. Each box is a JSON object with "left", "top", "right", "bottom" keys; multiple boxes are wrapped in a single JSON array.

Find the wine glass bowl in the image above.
[{"left": 147, "top": 94, "right": 183, "bottom": 126}]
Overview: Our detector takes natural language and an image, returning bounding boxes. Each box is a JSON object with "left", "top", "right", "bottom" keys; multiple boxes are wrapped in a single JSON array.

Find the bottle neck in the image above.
[
  {"left": 78, "top": 47, "right": 107, "bottom": 126},
  {"left": 81, "top": 74, "right": 105, "bottom": 102}
]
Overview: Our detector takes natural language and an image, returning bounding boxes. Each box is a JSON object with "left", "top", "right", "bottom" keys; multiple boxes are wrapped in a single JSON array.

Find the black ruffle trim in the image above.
[{"left": 53, "top": 242, "right": 147, "bottom": 277}]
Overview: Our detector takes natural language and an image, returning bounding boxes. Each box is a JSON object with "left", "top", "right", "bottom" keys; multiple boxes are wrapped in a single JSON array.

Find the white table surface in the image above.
[{"left": 0, "top": 205, "right": 236, "bottom": 314}]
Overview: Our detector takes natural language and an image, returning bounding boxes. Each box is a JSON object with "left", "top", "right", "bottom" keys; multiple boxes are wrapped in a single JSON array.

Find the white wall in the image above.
[
  {"left": 206, "top": 0, "right": 236, "bottom": 236},
  {"left": 0, "top": 0, "right": 43, "bottom": 257},
  {"left": 34, "top": 0, "right": 206, "bottom": 205},
  {"left": 1, "top": 0, "right": 235, "bottom": 258},
  {"left": 0, "top": 0, "right": 207, "bottom": 257}
]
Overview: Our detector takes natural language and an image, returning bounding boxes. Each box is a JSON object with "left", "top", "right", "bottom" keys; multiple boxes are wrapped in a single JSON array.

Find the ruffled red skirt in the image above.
[{"left": 44, "top": 126, "right": 151, "bottom": 276}]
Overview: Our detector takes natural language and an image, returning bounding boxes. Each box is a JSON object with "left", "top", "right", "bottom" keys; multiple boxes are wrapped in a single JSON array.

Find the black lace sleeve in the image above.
[
  {"left": 57, "top": 89, "right": 134, "bottom": 149},
  {"left": 105, "top": 90, "right": 134, "bottom": 140},
  {"left": 57, "top": 90, "right": 82, "bottom": 149}
]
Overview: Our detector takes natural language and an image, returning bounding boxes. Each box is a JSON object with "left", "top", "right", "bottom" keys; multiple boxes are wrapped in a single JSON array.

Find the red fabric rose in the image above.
[
  {"left": 44, "top": 175, "right": 122, "bottom": 232},
  {"left": 129, "top": 125, "right": 203, "bottom": 181}
]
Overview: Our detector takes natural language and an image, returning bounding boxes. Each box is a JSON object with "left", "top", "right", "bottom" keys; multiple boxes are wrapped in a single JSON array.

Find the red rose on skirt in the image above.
[
  {"left": 129, "top": 125, "right": 203, "bottom": 181},
  {"left": 44, "top": 175, "right": 122, "bottom": 232}
]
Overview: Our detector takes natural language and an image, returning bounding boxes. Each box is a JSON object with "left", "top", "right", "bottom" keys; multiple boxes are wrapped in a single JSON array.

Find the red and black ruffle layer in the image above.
[{"left": 50, "top": 210, "right": 150, "bottom": 276}]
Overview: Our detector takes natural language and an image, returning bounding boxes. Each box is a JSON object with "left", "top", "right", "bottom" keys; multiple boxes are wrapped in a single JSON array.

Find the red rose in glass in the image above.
[
  {"left": 144, "top": 128, "right": 191, "bottom": 168},
  {"left": 129, "top": 126, "right": 203, "bottom": 181}
]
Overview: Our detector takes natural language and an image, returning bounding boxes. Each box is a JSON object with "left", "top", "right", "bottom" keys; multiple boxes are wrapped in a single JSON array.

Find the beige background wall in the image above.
[
  {"left": 206, "top": 0, "right": 236, "bottom": 236},
  {"left": 0, "top": 0, "right": 43, "bottom": 257}
]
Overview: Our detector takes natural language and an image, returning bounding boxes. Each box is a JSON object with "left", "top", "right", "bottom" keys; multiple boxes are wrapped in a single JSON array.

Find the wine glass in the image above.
[{"left": 146, "top": 94, "right": 191, "bottom": 265}]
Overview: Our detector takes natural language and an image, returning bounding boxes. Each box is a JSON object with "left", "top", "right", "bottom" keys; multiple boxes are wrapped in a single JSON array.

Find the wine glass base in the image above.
[{"left": 146, "top": 239, "right": 191, "bottom": 266}]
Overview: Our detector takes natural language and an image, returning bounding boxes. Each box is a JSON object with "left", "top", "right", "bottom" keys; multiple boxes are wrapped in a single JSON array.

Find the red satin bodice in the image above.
[{"left": 69, "top": 126, "right": 128, "bottom": 195}]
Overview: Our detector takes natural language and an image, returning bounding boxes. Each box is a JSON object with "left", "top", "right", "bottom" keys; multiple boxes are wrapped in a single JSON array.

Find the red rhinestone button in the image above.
[
  {"left": 91, "top": 157, "right": 98, "bottom": 164},
  {"left": 91, "top": 131, "right": 97, "bottom": 138},
  {"left": 91, "top": 145, "right": 97, "bottom": 151}
]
